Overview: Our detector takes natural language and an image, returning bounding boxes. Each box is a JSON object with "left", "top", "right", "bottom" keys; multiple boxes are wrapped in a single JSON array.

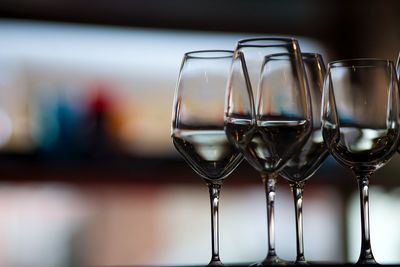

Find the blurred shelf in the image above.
[{"left": 0, "top": 151, "right": 351, "bottom": 187}]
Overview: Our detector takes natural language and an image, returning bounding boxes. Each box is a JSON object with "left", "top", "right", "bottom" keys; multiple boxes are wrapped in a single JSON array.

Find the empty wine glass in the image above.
[
  {"left": 395, "top": 52, "right": 400, "bottom": 153},
  {"left": 171, "top": 50, "right": 243, "bottom": 266},
  {"left": 279, "top": 53, "right": 328, "bottom": 264},
  {"left": 396, "top": 52, "right": 400, "bottom": 78},
  {"left": 322, "top": 59, "right": 400, "bottom": 264},
  {"left": 225, "top": 38, "right": 312, "bottom": 265}
]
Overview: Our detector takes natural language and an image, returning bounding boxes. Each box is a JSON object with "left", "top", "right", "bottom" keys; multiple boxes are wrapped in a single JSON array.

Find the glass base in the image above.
[
  {"left": 357, "top": 250, "right": 378, "bottom": 265},
  {"left": 207, "top": 259, "right": 224, "bottom": 266},
  {"left": 250, "top": 255, "right": 288, "bottom": 266},
  {"left": 356, "top": 258, "right": 379, "bottom": 265},
  {"left": 293, "top": 255, "right": 309, "bottom": 265},
  {"left": 293, "top": 259, "right": 309, "bottom": 265}
]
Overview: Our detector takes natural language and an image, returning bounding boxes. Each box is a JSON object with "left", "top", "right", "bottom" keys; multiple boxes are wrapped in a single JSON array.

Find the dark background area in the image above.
[{"left": 0, "top": 0, "right": 399, "bottom": 60}]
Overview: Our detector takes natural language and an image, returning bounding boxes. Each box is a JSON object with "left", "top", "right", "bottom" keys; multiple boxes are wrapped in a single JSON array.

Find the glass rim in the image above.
[
  {"left": 261, "top": 52, "right": 323, "bottom": 61},
  {"left": 329, "top": 58, "right": 392, "bottom": 68},
  {"left": 184, "top": 50, "right": 234, "bottom": 59},
  {"left": 302, "top": 52, "right": 323, "bottom": 61},
  {"left": 237, "top": 37, "right": 298, "bottom": 48}
]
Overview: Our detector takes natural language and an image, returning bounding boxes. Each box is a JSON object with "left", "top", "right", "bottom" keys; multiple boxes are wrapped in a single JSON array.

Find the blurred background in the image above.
[{"left": 0, "top": 0, "right": 399, "bottom": 266}]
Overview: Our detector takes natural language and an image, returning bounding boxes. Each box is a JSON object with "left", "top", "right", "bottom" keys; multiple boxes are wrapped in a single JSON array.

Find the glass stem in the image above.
[
  {"left": 356, "top": 174, "right": 377, "bottom": 264},
  {"left": 262, "top": 173, "right": 278, "bottom": 260},
  {"left": 290, "top": 182, "right": 306, "bottom": 263},
  {"left": 207, "top": 182, "right": 223, "bottom": 266}
]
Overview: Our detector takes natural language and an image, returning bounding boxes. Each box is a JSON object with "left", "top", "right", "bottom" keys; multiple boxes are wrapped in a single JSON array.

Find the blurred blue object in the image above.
[{"left": 34, "top": 86, "right": 85, "bottom": 158}]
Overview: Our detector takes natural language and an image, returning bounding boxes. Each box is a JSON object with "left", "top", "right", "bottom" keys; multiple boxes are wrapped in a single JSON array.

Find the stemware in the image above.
[
  {"left": 322, "top": 59, "right": 400, "bottom": 264},
  {"left": 171, "top": 50, "right": 243, "bottom": 266},
  {"left": 396, "top": 52, "right": 400, "bottom": 153},
  {"left": 279, "top": 53, "right": 329, "bottom": 264},
  {"left": 224, "top": 38, "right": 312, "bottom": 265}
]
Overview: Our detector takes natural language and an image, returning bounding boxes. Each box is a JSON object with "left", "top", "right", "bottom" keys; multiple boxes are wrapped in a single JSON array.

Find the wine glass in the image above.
[
  {"left": 396, "top": 52, "right": 400, "bottom": 79},
  {"left": 171, "top": 50, "right": 243, "bottom": 266},
  {"left": 225, "top": 38, "right": 312, "bottom": 265},
  {"left": 279, "top": 53, "right": 329, "bottom": 264},
  {"left": 321, "top": 59, "right": 400, "bottom": 264},
  {"left": 395, "top": 52, "right": 400, "bottom": 153}
]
